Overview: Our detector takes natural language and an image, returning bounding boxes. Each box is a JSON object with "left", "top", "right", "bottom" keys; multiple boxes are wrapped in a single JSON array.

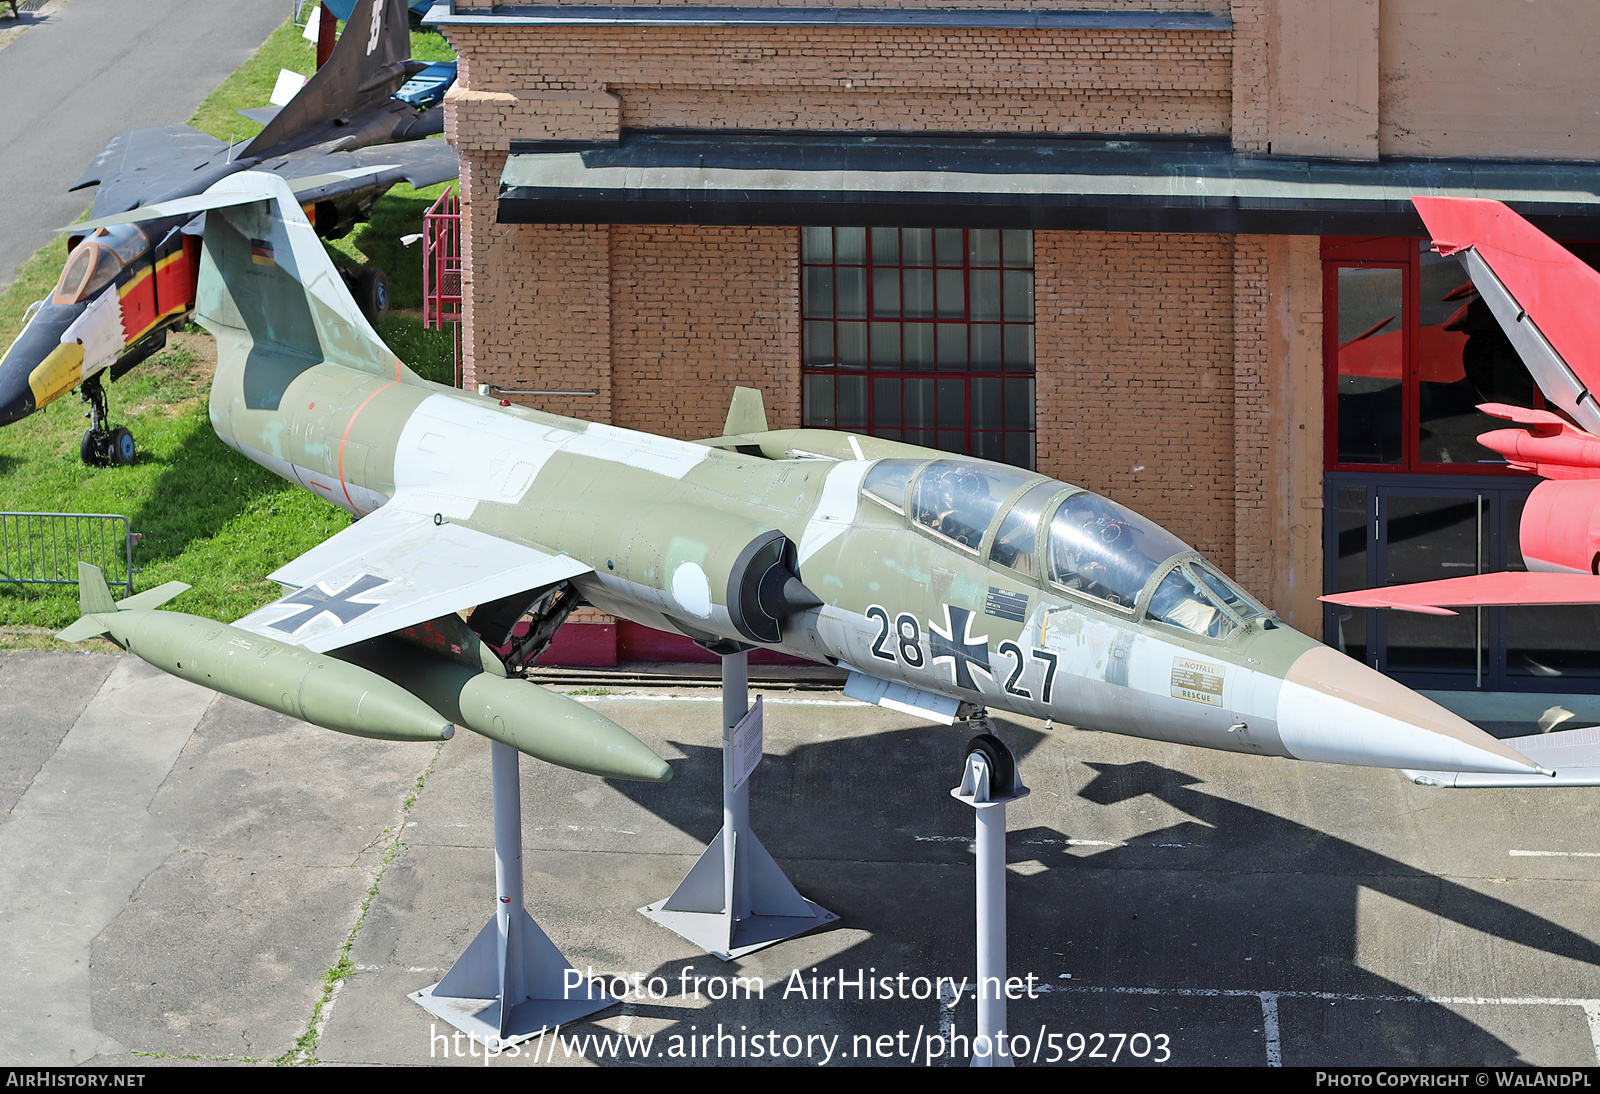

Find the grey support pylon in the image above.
[
  {"left": 641, "top": 650, "right": 836, "bottom": 960},
  {"left": 951, "top": 733, "right": 1029, "bottom": 1067},
  {"left": 411, "top": 741, "right": 613, "bottom": 1043}
]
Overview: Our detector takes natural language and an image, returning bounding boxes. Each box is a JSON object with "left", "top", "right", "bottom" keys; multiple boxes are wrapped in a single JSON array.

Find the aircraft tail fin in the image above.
[
  {"left": 246, "top": 0, "right": 412, "bottom": 157},
  {"left": 58, "top": 567, "right": 192, "bottom": 643},
  {"left": 723, "top": 386, "right": 770, "bottom": 436},
  {"left": 57, "top": 563, "right": 118, "bottom": 642},
  {"left": 1413, "top": 196, "right": 1600, "bottom": 435}
]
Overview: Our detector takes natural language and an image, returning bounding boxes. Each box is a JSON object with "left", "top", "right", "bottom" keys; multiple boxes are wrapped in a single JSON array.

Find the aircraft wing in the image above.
[
  {"left": 231, "top": 496, "right": 592, "bottom": 653},
  {"left": 70, "top": 125, "right": 233, "bottom": 217},
  {"left": 1414, "top": 196, "right": 1600, "bottom": 435},
  {"left": 1406, "top": 724, "right": 1600, "bottom": 787},
  {"left": 1322, "top": 571, "right": 1600, "bottom": 615},
  {"left": 257, "top": 140, "right": 461, "bottom": 201}
]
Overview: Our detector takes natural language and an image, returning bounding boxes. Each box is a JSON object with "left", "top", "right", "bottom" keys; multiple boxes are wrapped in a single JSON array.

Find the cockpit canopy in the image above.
[
  {"left": 53, "top": 224, "right": 147, "bottom": 306},
  {"left": 862, "top": 455, "right": 1270, "bottom": 639}
]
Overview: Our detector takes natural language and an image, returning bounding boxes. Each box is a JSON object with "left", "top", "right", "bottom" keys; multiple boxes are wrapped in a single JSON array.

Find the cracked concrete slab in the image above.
[{"left": 0, "top": 656, "right": 213, "bottom": 1065}]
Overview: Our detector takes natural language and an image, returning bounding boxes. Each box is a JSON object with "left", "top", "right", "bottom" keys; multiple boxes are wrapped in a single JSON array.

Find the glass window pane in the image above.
[
  {"left": 870, "top": 322, "right": 901, "bottom": 367},
  {"left": 1003, "top": 270, "right": 1034, "bottom": 321},
  {"left": 968, "top": 229, "right": 1000, "bottom": 267},
  {"left": 801, "top": 227, "right": 831, "bottom": 263},
  {"left": 1336, "top": 266, "right": 1404, "bottom": 464},
  {"left": 838, "top": 375, "right": 867, "bottom": 429},
  {"left": 937, "top": 323, "right": 967, "bottom": 369},
  {"left": 936, "top": 228, "right": 964, "bottom": 267},
  {"left": 970, "top": 269, "right": 1001, "bottom": 321},
  {"left": 936, "top": 269, "right": 965, "bottom": 318},
  {"left": 871, "top": 227, "right": 899, "bottom": 265},
  {"left": 903, "top": 269, "right": 934, "bottom": 318},
  {"left": 873, "top": 268, "right": 900, "bottom": 317},
  {"left": 1148, "top": 566, "right": 1235, "bottom": 639},
  {"left": 803, "top": 320, "right": 834, "bottom": 366},
  {"left": 1417, "top": 242, "right": 1520, "bottom": 465},
  {"left": 971, "top": 324, "right": 1003, "bottom": 369},
  {"left": 903, "top": 228, "right": 933, "bottom": 266},
  {"left": 972, "top": 377, "right": 1002, "bottom": 429},
  {"left": 904, "top": 324, "right": 935, "bottom": 367},
  {"left": 938, "top": 378, "right": 965, "bottom": 429},
  {"left": 835, "top": 227, "right": 866, "bottom": 264},
  {"left": 973, "top": 432, "right": 1004, "bottom": 463},
  {"left": 1004, "top": 378, "right": 1034, "bottom": 430},
  {"left": 836, "top": 267, "right": 867, "bottom": 319},
  {"left": 1004, "top": 324, "right": 1034, "bottom": 369},
  {"left": 904, "top": 377, "right": 935, "bottom": 430},
  {"left": 837, "top": 321, "right": 868, "bottom": 366},
  {"left": 803, "top": 267, "right": 832, "bottom": 318},
  {"left": 1002, "top": 230, "right": 1033, "bottom": 267},
  {"left": 803, "top": 374, "right": 834, "bottom": 427},
  {"left": 873, "top": 377, "right": 901, "bottom": 428},
  {"left": 1003, "top": 432, "right": 1034, "bottom": 470}
]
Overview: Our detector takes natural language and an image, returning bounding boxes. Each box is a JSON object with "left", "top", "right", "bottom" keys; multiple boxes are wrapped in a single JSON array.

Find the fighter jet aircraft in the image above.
[
  {"left": 49, "top": 170, "right": 1551, "bottom": 789},
  {"left": 0, "top": 0, "right": 457, "bottom": 466},
  {"left": 1324, "top": 196, "right": 1600, "bottom": 786}
]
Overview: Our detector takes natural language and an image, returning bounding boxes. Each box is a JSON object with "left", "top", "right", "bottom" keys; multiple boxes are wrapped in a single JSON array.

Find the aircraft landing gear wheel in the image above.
[
  {"left": 354, "top": 267, "right": 390, "bottom": 326},
  {"left": 108, "top": 426, "right": 136, "bottom": 465},
  {"left": 964, "top": 733, "right": 1017, "bottom": 798},
  {"left": 80, "top": 429, "right": 109, "bottom": 467}
]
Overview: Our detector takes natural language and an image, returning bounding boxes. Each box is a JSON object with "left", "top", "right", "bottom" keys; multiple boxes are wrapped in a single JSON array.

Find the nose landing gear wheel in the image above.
[
  {"left": 108, "top": 426, "right": 136, "bottom": 465},
  {"left": 80, "top": 428, "right": 109, "bottom": 467}
]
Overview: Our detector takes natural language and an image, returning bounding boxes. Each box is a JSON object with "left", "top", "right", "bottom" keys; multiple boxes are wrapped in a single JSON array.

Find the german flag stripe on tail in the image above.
[{"left": 251, "top": 239, "right": 275, "bottom": 267}]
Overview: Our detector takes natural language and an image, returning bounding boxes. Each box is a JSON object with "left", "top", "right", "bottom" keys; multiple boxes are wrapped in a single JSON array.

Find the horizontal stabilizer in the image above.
[
  {"left": 1322, "top": 572, "right": 1600, "bottom": 615},
  {"left": 1406, "top": 724, "right": 1600, "bottom": 787},
  {"left": 236, "top": 106, "right": 283, "bottom": 126},
  {"left": 1414, "top": 196, "right": 1600, "bottom": 435},
  {"left": 843, "top": 668, "right": 961, "bottom": 725},
  {"left": 55, "top": 616, "right": 111, "bottom": 644},
  {"left": 116, "top": 581, "right": 191, "bottom": 611},
  {"left": 58, "top": 167, "right": 396, "bottom": 233}
]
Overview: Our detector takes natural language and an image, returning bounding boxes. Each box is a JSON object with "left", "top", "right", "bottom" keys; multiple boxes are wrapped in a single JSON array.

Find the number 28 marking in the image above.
[{"left": 865, "top": 605, "right": 1059, "bottom": 704}]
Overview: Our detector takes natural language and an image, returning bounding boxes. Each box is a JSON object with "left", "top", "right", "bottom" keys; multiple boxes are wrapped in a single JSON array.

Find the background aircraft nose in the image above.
[
  {"left": 0, "top": 348, "right": 37, "bottom": 425},
  {"left": 1275, "top": 646, "right": 1548, "bottom": 775}
]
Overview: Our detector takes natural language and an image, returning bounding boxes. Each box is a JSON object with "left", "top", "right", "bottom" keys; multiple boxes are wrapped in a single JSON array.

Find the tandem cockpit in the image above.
[{"left": 859, "top": 457, "right": 1273, "bottom": 640}]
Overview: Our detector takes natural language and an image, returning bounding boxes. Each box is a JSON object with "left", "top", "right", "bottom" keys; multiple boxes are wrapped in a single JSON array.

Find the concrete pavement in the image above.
[
  {"left": 0, "top": 0, "right": 286, "bottom": 289},
  {"left": 4, "top": 649, "right": 1600, "bottom": 1066}
]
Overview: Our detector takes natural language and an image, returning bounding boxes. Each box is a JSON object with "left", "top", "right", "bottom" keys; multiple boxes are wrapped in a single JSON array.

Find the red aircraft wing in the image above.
[{"left": 1322, "top": 572, "right": 1600, "bottom": 616}]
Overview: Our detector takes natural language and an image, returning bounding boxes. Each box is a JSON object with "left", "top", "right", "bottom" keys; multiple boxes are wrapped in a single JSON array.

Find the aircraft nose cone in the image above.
[
  {"left": 0, "top": 355, "right": 35, "bottom": 426},
  {"left": 1275, "top": 646, "right": 1547, "bottom": 776}
]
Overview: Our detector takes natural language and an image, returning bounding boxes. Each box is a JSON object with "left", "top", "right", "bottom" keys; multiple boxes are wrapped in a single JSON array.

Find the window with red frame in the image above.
[
  {"left": 801, "top": 227, "right": 1036, "bottom": 469},
  {"left": 1324, "top": 236, "right": 1545, "bottom": 474}
]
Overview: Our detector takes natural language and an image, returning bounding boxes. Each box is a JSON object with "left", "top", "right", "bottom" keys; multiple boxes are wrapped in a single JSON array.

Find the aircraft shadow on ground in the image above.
[{"left": 605, "top": 727, "right": 1600, "bottom": 1065}]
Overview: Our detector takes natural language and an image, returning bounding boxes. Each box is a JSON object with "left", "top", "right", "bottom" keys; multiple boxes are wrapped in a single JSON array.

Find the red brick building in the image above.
[{"left": 430, "top": 0, "right": 1600, "bottom": 692}]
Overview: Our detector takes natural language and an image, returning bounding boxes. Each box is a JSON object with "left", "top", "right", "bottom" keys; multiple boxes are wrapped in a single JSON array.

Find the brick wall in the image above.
[
  {"left": 442, "top": 24, "right": 1232, "bottom": 139},
  {"left": 610, "top": 225, "right": 801, "bottom": 438},
  {"left": 1034, "top": 231, "right": 1237, "bottom": 574}
]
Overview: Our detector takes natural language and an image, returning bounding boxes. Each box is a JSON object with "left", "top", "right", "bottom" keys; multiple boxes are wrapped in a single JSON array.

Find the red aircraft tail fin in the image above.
[{"left": 1413, "top": 196, "right": 1600, "bottom": 435}]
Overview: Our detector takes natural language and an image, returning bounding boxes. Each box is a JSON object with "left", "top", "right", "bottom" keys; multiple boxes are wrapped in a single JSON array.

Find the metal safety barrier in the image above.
[{"left": 0, "top": 512, "right": 139, "bottom": 597}]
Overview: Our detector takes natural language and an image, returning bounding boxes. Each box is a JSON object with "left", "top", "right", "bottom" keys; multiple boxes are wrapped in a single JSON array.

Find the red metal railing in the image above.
[{"left": 422, "top": 186, "right": 463, "bottom": 385}]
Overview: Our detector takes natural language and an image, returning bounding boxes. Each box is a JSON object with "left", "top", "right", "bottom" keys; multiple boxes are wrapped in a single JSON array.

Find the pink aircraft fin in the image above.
[
  {"left": 1413, "top": 196, "right": 1600, "bottom": 435},
  {"left": 1322, "top": 571, "right": 1600, "bottom": 616}
]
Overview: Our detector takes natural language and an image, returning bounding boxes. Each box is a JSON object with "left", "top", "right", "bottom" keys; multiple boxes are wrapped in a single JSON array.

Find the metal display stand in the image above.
[
  {"left": 412, "top": 740, "right": 614, "bottom": 1043},
  {"left": 951, "top": 733, "right": 1029, "bottom": 1067},
  {"left": 641, "top": 649, "right": 836, "bottom": 960}
]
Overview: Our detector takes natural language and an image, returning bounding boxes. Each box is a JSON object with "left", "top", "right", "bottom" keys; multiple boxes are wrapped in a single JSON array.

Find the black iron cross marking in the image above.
[
  {"left": 929, "top": 604, "right": 991, "bottom": 692},
  {"left": 266, "top": 573, "right": 394, "bottom": 636}
]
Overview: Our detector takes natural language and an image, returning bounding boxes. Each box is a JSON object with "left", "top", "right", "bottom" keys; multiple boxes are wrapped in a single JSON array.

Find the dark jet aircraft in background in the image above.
[{"left": 0, "top": 0, "right": 458, "bottom": 465}]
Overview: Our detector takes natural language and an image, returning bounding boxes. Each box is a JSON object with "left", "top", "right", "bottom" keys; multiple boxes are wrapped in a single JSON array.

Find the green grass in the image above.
[
  {"left": 0, "top": 17, "right": 460, "bottom": 642},
  {"left": 0, "top": 340, "right": 350, "bottom": 635}
]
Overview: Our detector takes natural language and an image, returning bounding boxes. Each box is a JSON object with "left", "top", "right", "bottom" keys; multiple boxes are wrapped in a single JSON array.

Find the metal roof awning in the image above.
[{"left": 498, "top": 131, "right": 1600, "bottom": 236}]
